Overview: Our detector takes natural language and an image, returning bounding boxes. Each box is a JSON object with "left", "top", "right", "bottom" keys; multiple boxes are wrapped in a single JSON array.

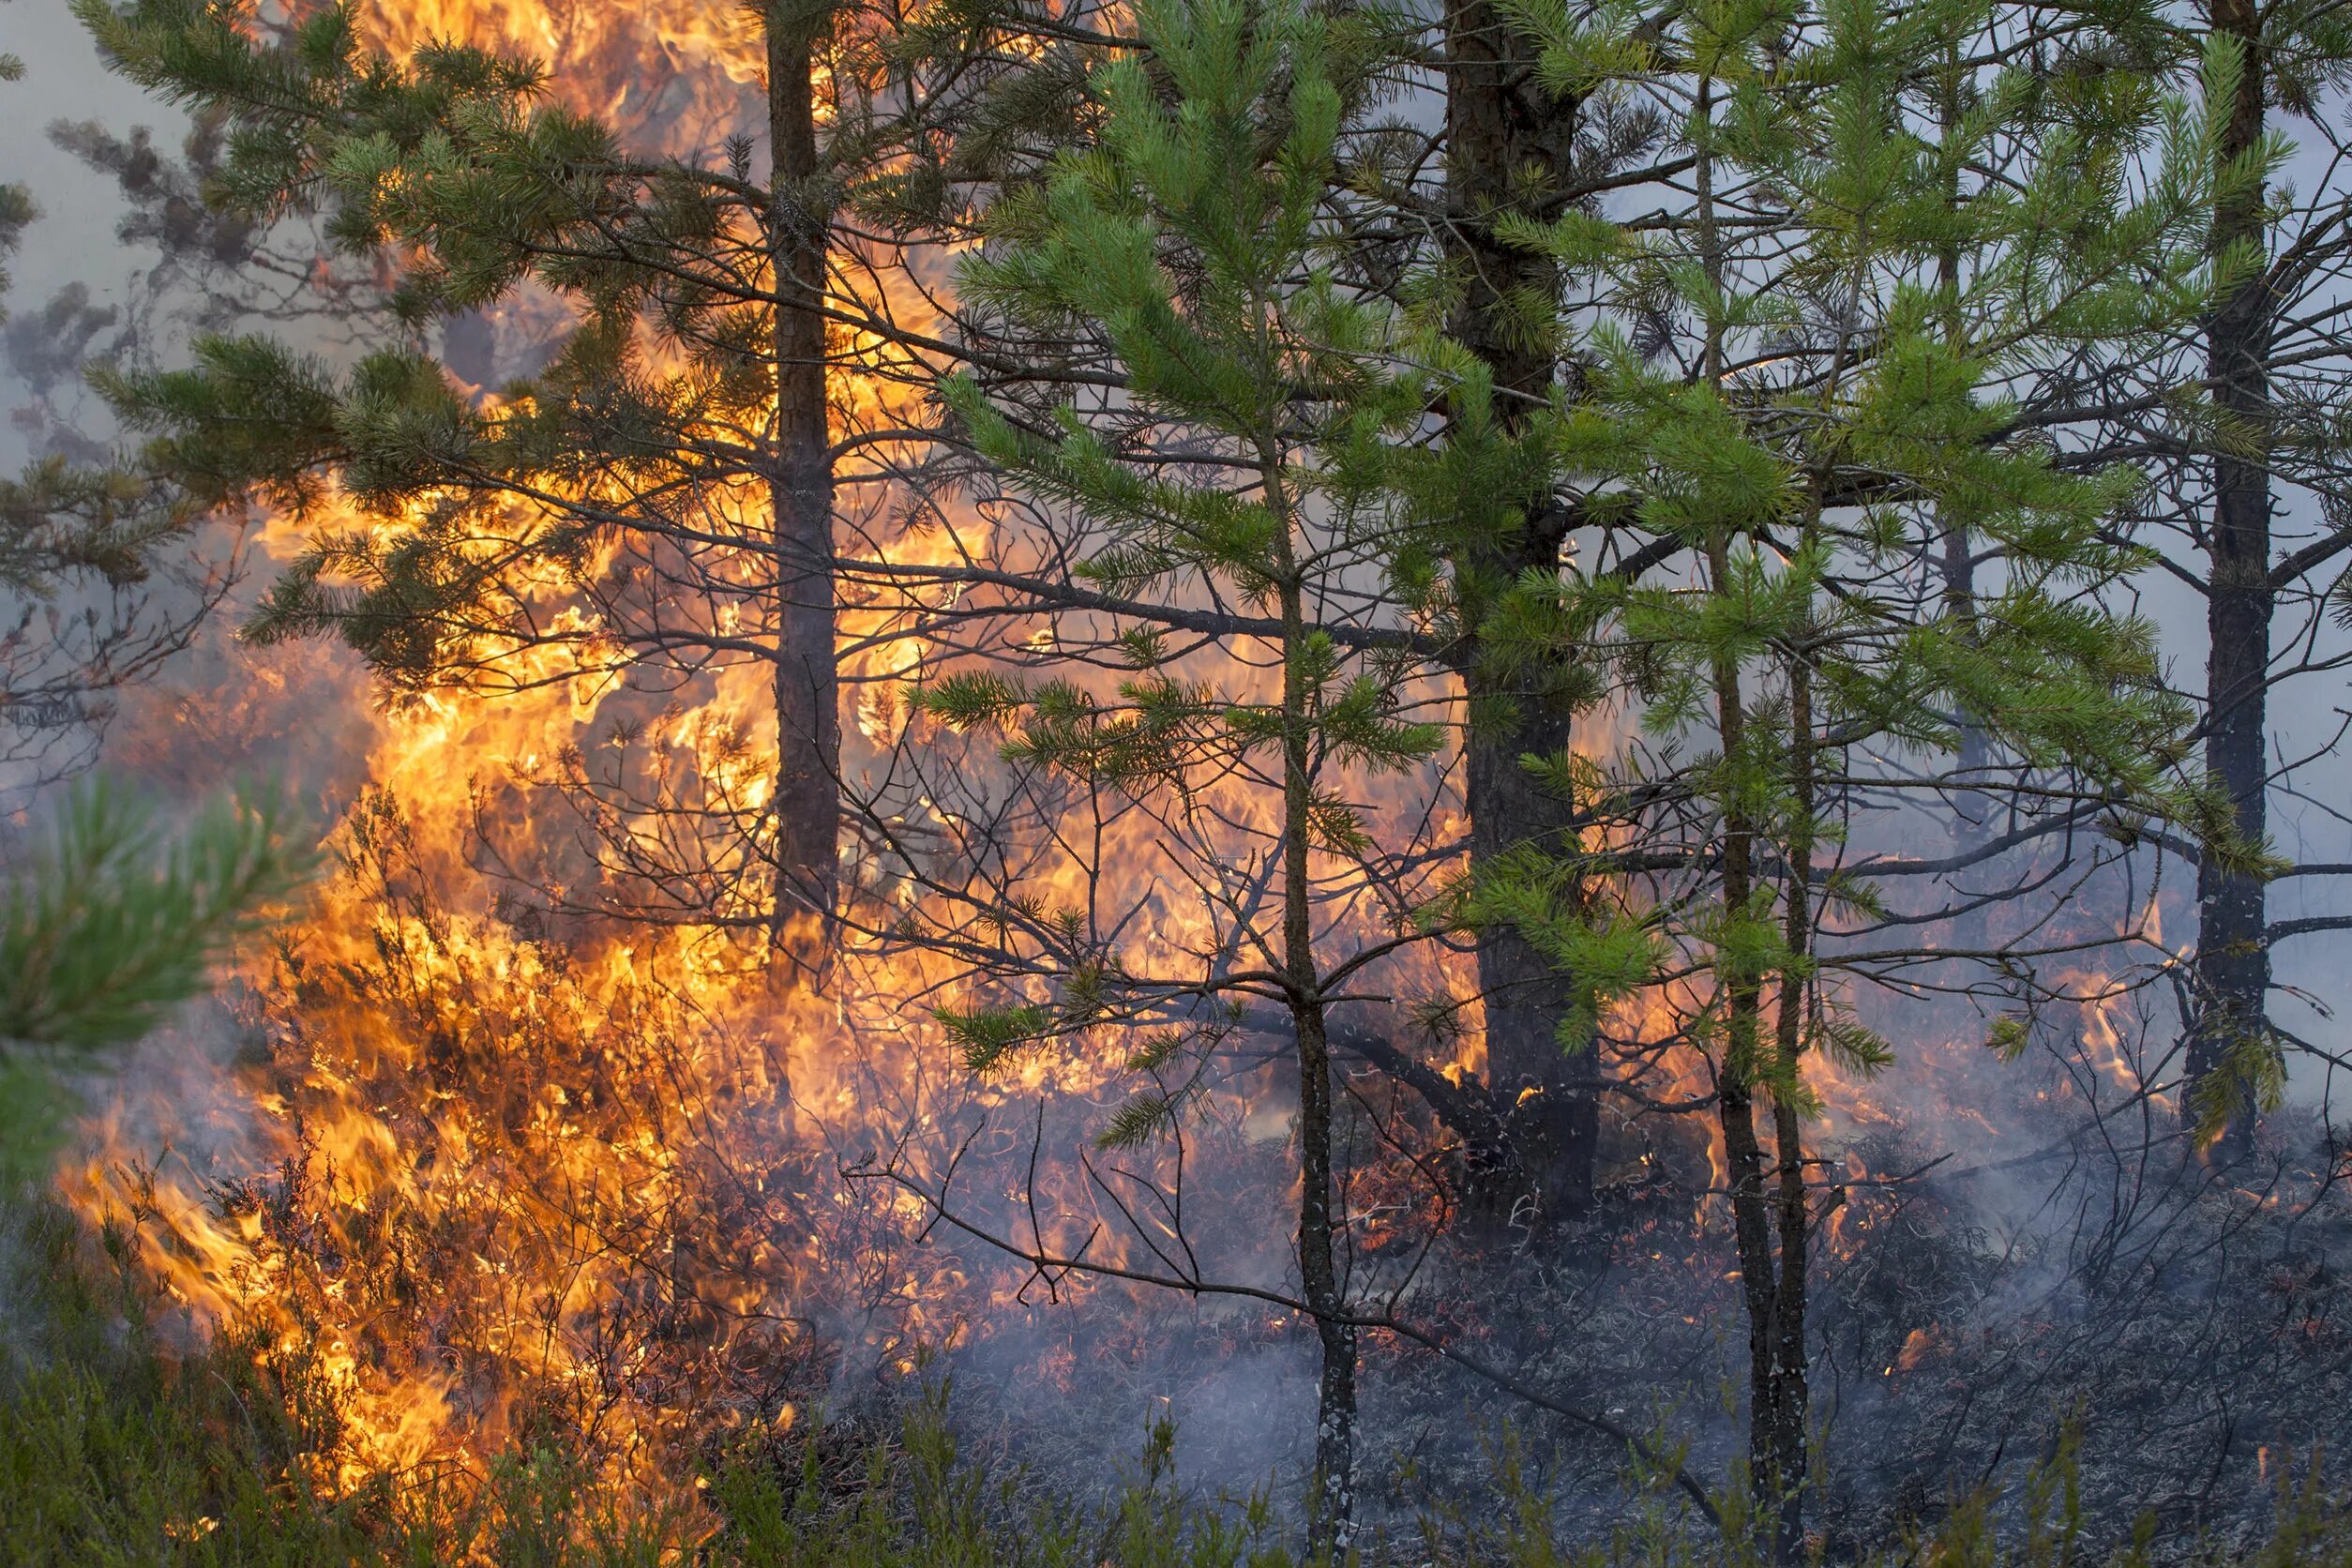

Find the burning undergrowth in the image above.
[
  {"left": 40, "top": 469, "right": 2343, "bottom": 1561},
  {"left": 57, "top": 761, "right": 2352, "bottom": 1559},
  {"left": 14, "top": 0, "right": 2351, "bottom": 1560}
]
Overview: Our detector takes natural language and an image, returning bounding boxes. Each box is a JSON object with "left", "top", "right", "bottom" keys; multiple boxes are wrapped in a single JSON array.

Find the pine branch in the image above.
[{"left": 0, "top": 777, "right": 316, "bottom": 1051}]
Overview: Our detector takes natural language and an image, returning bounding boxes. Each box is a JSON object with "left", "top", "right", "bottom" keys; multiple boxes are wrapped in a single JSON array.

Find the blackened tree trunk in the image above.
[
  {"left": 1720, "top": 1078, "right": 1811, "bottom": 1561},
  {"left": 766, "top": 7, "right": 842, "bottom": 978},
  {"left": 1762, "top": 639, "right": 1817, "bottom": 1562},
  {"left": 1273, "top": 476, "right": 1356, "bottom": 1551},
  {"left": 1707, "top": 534, "right": 1812, "bottom": 1563},
  {"left": 1293, "top": 925, "right": 1358, "bottom": 1552},
  {"left": 2187, "top": 0, "right": 2270, "bottom": 1159},
  {"left": 1442, "top": 0, "right": 1597, "bottom": 1221}
]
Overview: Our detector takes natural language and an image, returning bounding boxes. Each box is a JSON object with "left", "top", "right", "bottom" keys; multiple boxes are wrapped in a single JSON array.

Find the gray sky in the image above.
[{"left": 5, "top": 1, "right": 184, "bottom": 308}]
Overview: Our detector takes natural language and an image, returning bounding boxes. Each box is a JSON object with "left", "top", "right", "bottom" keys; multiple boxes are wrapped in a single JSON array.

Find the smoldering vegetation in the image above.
[{"left": 9, "top": 0, "right": 2352, "bottom": 1564}]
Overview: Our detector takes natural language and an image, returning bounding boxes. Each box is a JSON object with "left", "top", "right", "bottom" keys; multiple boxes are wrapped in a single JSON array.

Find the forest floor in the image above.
[{"left": 2, "top": 1187, "right": 2347, "bottom": 1568}]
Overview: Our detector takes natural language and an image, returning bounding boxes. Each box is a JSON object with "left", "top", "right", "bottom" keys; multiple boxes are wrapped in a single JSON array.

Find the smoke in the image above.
[{"left": 6, "top": 5, "right": 2352, "bottom": 1560}]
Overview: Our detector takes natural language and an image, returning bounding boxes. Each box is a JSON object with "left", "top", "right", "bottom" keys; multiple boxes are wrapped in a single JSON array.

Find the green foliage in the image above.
[
  {"left": 0, "top": 775, "right": 312, "bottom": 1179},
  {"left": 909, "top": 671, "right": 1032, "bottom": 734},
  {"left": 2185, "top": 1016, "right": 2289, "bottom": 1144},
  {"left": 0, "top": 460, "right": 195, "bottom": 596},
  {"left": 49, "top": 0, "right": 827, "bottom": 942},
  {"left": 0, "top": 185, "right": 28, "bottom": 324},
  {"left": 0, "top": 777, "right": 314, "bottom": 1053},
  {"left": 932, "top": 1001, "right": 1051, "bottom": 1073},
  {"left": 1096, "top": 1090, "right": 1181, "bottom": 1150},
  {"left": 924, "top": 0, "right": 1456, "bottom": 1182},
  {"left": 67, "top": 0, "right": 859, "bottom": 685},
  {"left": 0, "top": 1058, "right": 80, "bottom": 1188},
  {"left": 1471, "top": 0, "right": 2245, "bottom": 1107}
]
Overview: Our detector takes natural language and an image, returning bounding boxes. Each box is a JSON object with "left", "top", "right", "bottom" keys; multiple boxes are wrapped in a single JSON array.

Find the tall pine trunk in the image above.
[
  {"left": 1271, "top": 460, "right": 1356, "bottom": 1551},
  {"left": 765, "top": 7, "right": 841, "bottom": 976},
  {"left": 1707, "top": 535, "right": 1813, "bottom": 1563},
  {"left": 1938, "top": 518, "right": 1991, "bottom": 931},
  {"left": 1935, "top": 46, "right": 1993, "bottom": 959},
  {"left": 2187, "top": 0, "right": 2269, "bottom": 1159},
  {"left": 1442, "top": 0, "right": 1597, "bottom": 1221},
  {"left": 1694, "top": 80, "right": 1809, "bottom": 1557}
]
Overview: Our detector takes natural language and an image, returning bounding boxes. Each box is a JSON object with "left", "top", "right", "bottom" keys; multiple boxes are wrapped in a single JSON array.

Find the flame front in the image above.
[{"left": 53, "top": 0, "right": 2202, "bottom": 1541}]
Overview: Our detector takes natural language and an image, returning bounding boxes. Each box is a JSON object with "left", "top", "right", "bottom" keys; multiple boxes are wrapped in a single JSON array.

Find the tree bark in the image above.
[
  {"left": 1442, "top": 0, "right": 1597, "bottom": 1222},
  {"left": 1274, "top": 478, "right": 1356, "bottom": 1551},
  {"left": 2186, "top": 0, "right": 2270, "bottom": 1160},
  {"left": 1764, "top": 640, "right": 1816, "bottom": 1563},
  {"left": 1935, "top": 45, "right": 1993, "bottom": 961},
  {"left": 1706, "top": 534, "right": 1811, "bottom": 1562},
  {"left": 1938, "top": 518, "right": 1991, "bottom": 955},
  {"left": 766, "top": 7, "right": 841, "bottom": 979}
]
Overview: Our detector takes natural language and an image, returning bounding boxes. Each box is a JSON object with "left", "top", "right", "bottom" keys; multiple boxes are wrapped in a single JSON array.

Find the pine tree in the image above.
[
  {"left": 1484, "top": 0, "right": 2252, "bottom": 1549},
  {"left": 73, "top": 0, "right": 960, "bottom": 981},
  {"left": 883, "top": 0, "right": 1666, "bottom": 1226},
  {"left": 1433, "top": 0, "right": 1615, "bottom": 1226},
  {"left": 2179, "top": 0, "right": 2280, "bottom": 1161},
  {"left": 911, "top": 0, "right": 1458, "bottom": 1538},
  {"left": 2168, "top": 0, "right": 2352, "bottom": 1154}
]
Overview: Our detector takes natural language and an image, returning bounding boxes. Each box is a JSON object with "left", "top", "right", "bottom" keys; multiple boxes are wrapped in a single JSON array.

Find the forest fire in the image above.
[{"left": 8, "top": 0, "right": 2352, "bottom": 1560}]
